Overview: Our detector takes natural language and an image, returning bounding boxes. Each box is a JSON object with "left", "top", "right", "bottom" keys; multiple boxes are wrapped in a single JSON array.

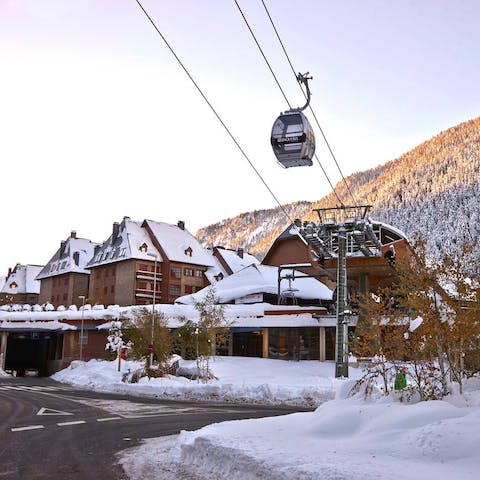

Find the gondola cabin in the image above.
[{"left": 271, "top": 110, "right": 315, "bottom": 168}]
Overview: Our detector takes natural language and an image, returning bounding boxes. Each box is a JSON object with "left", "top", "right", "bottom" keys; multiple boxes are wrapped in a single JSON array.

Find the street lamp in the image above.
[
  {"left": 146, "top": 252, "right": 158, "bottom": 367},
  {"left": 78, "top": 295, "right": 86, "bottom": 361}
]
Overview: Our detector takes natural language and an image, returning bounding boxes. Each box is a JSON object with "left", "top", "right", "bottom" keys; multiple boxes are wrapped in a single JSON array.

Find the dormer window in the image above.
[
  {"left": 9, "top": 281, "right": 18, "bottom": 289},
  {"left": 184, "top": 246, "right": 193, "bottom": 257},
  {"left": 139, "top": 242, "right": 148, "bottom": 253}
]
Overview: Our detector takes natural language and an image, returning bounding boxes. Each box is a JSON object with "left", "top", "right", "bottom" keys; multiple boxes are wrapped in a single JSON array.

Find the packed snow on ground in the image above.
[{"left": 52, "top": 358, "right": 480, "bottom": 480}]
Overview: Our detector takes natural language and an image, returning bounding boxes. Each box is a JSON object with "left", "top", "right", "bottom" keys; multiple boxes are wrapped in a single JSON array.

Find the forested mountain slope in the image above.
[{"left": 197, "top": 117, "right": 480, "bottom": 263}]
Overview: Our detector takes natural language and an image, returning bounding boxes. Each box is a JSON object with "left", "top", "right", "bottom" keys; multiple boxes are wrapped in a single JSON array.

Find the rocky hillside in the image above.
[{"left": 196, "top": 117, "right": 480, "bottom": 264}]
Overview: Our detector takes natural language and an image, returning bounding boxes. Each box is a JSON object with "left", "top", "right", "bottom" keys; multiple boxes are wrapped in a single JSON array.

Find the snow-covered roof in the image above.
[
  {"left": 145, "top": 220, "right": 214, "bottom": 267},
  {"left": 0, "top": 303, "right": 343, "bottom": 330},
  {"left": 0, "top": 319, "right": 76, "bottom": 331},
  {"left": 216, "top": 247, "right": 260, "bottom": 272},
  {"left": 1, "top": 264, "right": 42, "bottom": 294},
  {"left": 204, "top": 247, "right": 260, "bottom": 283},
  {"left": 0, "top": 304, "right": 122, "bottom": 326},
  {"left": 176, "top": 264, "right": 333, "bottom": 305},
  {"left": 36, "top": 232, "right": 99, "bottom": 280},
  {"left": 97, "top": 303, "right": 339, "bottom": 329},
  {"left": 87, "top": 217, "right": 163, "bottom": 268}
]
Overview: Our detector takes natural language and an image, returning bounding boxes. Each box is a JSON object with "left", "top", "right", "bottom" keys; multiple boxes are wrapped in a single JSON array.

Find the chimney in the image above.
[
  {"left": 73, "top": 252, "right": 80, "bottom": 266},
  {"left": 7, "top": 267, "right": 11, "bottom": 278},
  {"left": 237, "top": 247, "right": 244, "bottom": 259},
  {"left": 60, "top": 241, "right": 66, "bottom": 256},
  {"left": 70, "top": 230, "right": 77, "bottom": 239},
  {"left": 177, "top": 220, "right": 185, "bottom": 230},
  {"left": 112, "top": 222, "right": 120, "bottom": 241}
]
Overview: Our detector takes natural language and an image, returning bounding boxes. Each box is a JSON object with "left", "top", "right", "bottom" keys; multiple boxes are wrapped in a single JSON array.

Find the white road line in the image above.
[
  {"left": 97, "top": 417, "right": 122, "bottom": 422},
  {"left": 11, "top": 425, "right": 45, "bottom": 432},
  {"left": 37, "top": 407, "right": 73, "bottom": 416},
  {"left": 57, "top": 420, "right": 86, "bottom": 427}
]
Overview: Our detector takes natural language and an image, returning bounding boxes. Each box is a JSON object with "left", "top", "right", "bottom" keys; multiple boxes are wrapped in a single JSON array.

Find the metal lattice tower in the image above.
[{"left": 296, "top": 205, "right": 382, "bottom": 378}]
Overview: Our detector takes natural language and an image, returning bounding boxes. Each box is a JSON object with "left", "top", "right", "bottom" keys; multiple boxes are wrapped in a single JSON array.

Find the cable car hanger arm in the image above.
[{"left": 296, "top": 72, "right": 312, "bottom": 112}]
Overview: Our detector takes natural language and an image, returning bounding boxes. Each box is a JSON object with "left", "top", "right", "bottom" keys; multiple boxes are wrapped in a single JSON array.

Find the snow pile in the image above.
[
  {"left": 0, "top": 367, "right": 10, "bottom": 377},
  {"left": 170, "top": 398, "right": 480, "bottom": 480},
  {"left": 52, "top": 356, "right": 350, "bottom": 407}
]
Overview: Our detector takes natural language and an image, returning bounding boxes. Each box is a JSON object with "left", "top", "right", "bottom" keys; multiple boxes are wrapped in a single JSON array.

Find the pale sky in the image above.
[{"left": 1, "top": 0, "right": 479, "bottom": 276}]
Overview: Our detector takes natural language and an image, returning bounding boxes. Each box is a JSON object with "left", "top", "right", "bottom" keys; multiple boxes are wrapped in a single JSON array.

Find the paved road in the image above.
[{"left": 0, "top": 377, "right": 303, "bottom": 479}]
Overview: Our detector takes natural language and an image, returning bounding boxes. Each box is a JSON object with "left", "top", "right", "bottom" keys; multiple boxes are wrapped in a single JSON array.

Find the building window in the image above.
[
  {"left": 195, "top": 269, "right": 204, "bottom": 278},
  {"left": 169, "top": 285, "right": 181, "bottom": 297},
  {"left": 170, "top": 267, "right": 181, "bottom": 279},
  {"left": 184, "top": 268, "right": 193, "bottom": 277},
  {"left": 184, "top": 246, "right": 193, "bottom": 257}
]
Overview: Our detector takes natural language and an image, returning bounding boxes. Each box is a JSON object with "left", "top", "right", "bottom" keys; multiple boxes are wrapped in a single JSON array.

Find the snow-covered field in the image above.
[{"left": 52, "top": 357, "right": 480, "bottom": 480}]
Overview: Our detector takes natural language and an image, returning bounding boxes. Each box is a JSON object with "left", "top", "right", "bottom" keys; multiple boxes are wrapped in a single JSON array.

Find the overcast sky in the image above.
[{"left": 1, "top": 0, "right": 479, "bottom": 276}]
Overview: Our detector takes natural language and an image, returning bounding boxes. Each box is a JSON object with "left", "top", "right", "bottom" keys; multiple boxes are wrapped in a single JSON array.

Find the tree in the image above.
[
  {"left": 178, "top": 286, "right": 231, "bottom": 382},
  {"left": 353, "top": 291, "right": 408, "bottom": 396},
  {"left": 122, "top": 307, "right": 172, "bottom": 365},
  {"left": 356, "top": 237, "right": 480, "bottom": 400}
]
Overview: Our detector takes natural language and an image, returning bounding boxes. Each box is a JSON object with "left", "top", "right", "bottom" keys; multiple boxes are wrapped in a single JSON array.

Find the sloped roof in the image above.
[
  {"left": 87, "top": 217, "right": 163, "bottom": 268},
  {"left": 145, "top": 220, "right": 214, "bottom": 267},
  {"left": 176, "top": 264, "right": 333, "bottom": 305},
  {"left": 36, "top": 234, "right": 99, "bottom": 280},
  {"left": 215, "top": 247, "right": 260, "bottom": 272},
  {"left": 1, "top": 264, "right": 42, "bottom": 294},
  {"left": 204, "top": 247, "right": 260, "bottom": 283}
]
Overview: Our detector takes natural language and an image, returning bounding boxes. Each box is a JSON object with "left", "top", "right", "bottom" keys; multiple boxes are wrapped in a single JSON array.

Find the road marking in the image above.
[
  {"left": 57, "top": 420, "right": 86, "bottom": 427},
  {"left": 37, "top": 407, "right": 73, "bottom": 416},
  {"left": 97, "top": 417, "right": 122, "bottom": 422},
  {"left": 11, "top": 425, "right": 45, "bottom": 432}
]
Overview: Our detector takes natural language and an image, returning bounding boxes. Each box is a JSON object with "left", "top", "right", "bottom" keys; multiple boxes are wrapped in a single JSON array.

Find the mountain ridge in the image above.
[{"left": 196, "top": 116, "right": 480, "bottom": 263}]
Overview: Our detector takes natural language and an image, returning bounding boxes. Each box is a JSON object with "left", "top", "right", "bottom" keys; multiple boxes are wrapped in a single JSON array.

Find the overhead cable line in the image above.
[
  {"left": 260, "top": 0, "right": 358, "bottom": 206},
  {"left": 134, "top": 0, "right": 307, "bottom": 244},
  {"left": 233, "top": 0, "right": 345, "bottom": 207}
]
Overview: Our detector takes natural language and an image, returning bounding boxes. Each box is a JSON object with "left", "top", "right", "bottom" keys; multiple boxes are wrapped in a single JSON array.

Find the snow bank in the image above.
[
  {"left": 52, "top": 356, "right": 352, "bottom": 407},
  {"left": 171, "top": 398, "right": 480, "bottom": 480}
]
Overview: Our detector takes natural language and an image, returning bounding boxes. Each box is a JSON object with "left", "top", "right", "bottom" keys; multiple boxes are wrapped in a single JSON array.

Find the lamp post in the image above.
[
  {"left": 146, "top": 252, "right": 158, "bottom": 367},
  {"left": 78, "top": 295, "right": 86, "bottom": 361}
]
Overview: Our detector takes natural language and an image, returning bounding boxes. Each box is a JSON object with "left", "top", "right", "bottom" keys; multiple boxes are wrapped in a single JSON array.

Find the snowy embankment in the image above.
[
  {"left": 167, "top": 395, "right": 480, "bottom": 480},
  {"left": 52, "top": 356, "right": 345, "bottom": 407},
  {"left": 52, "top": 358, "right": 480, "bottom": 479}
]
